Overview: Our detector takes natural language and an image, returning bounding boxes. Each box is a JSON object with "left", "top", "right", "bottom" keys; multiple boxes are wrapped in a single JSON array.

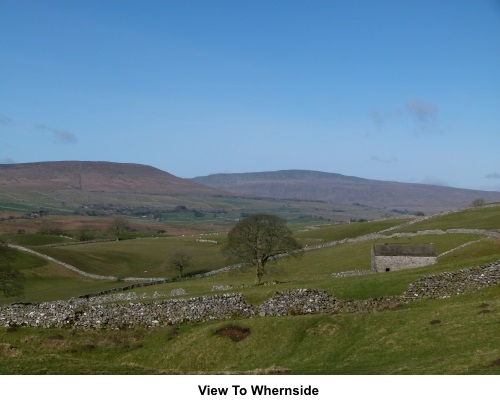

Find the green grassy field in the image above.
[
  {"left": 2, "top": 205, "right": 500, "bottom": 304},
  {"left": 1, "top": 204, "right": 499, "bottom": 374},
  {"left": 0, "top": 283, "right": 498, "bottom": 374},
  {"left": 4, "top": 224, "right": 489, "bottom": 303},
  {"left": 397, "top": 204, "right": 500, "bottom": 232},
  {"left": 0, "top": 188, "right": 391, "bottom": 225}
]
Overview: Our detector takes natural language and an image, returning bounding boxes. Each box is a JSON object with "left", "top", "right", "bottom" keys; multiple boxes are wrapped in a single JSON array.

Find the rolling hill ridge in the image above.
[
  {"left": 192, "top": 170, "right": 500, "bottom": 212},
  {"left": 2, "top": 162, "right": 499, "bottom": 214},
  {"left": 0, "top": 161, "right": 222, "bottom": 196}
]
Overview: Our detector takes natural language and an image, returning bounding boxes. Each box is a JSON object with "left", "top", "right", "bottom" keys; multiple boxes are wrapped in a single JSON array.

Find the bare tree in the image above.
[
  {"left": 167, "top": 249, "right": 193, "bottom": 280},
  {"left": 38, "top": 220, "right": 62, "bottom": 235},
  {"left": 109, "top": 216, "right": 129, "bottom": 240},
  {"left": 76, "top": 225, "right": 93, "bottom": 242}
]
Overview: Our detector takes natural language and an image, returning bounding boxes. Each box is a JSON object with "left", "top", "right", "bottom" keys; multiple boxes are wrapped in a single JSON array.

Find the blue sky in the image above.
[{"left": 1, "top": 0, "right": 499, "bottom": 190}]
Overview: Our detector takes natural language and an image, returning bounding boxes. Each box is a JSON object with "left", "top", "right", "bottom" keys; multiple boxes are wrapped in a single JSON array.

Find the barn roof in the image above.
[{"left": 373, "top": 243, "right": 437, "bottom": 257}]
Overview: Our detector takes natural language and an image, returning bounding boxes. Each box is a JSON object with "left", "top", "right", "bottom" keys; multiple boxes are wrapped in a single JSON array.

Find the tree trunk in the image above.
[{"left": 255, "top": 261, "right": 264, "bottom": 285}]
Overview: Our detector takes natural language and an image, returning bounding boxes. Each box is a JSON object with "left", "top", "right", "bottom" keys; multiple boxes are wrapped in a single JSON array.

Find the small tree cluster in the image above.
[
  {"left": 109, "top": 216, "right": 130, "bottom": 240},
  {"left": 38, "top": 220, "right": 63, "bottom": 235},
  {"left": 472, "top": 198, "right": 486, "bottom": 207}
]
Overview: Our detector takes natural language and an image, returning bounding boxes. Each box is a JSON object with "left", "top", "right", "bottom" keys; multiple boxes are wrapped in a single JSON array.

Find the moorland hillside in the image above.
[
  {"left": 0, "top": 161, "right": 223, "bottom": 195},
  {"left": 193, "top": 170, "right": 500, "bottom": 212}
]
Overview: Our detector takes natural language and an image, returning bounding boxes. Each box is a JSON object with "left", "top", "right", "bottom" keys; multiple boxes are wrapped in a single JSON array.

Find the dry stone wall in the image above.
[
  {"left": 403, "top": 261, "right": 500, "bottom": 300},
  {"left": 331, "top": 269, "right": 373, "bottom": 278},
  {"left": 1, "top": 293, "right": 254, "bottom": 329},
  {"left": 1, "top": 260, "right": 499, "bottom": 329}
]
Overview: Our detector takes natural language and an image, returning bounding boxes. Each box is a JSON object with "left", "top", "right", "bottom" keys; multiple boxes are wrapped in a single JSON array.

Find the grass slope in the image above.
[
  {"left": 2, "top": 205, "right": 499, "bottom": 304},
  {"left": 1, "top": 283, "right": 499, "bottom": 374},
  {"left": 399, "top": 205, "right": 500, "bottom": 232},
  {"left": 1, "top": 205, "right": 500, "bottom": 374}
]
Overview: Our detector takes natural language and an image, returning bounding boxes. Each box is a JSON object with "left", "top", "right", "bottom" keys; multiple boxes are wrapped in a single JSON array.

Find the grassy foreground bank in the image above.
[{"left": 1, "top": 282, "right": 499, "bottom": 375}]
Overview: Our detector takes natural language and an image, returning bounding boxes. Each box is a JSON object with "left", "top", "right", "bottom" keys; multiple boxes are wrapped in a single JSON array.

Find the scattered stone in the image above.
[
  {"left": 196, "top": 239, "right": 218, "bottom": 244},
  {"left": 332, "top": 269, "right": 373, "bottom": 278},
  {"left": 211, "top": 285, "right": 232, "bottom": 292},
  {"left": 170, "top": 288, "right": 188, "bottom": 296}
]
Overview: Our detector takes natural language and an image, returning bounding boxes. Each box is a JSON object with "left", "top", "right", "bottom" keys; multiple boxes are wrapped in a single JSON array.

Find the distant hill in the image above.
[
  {"left": 0, "top": 161, "right": 222, "bottom": 195},
  {"left": 192, "top": 170, "right": 500, "bottom": 212},
  {"left": 3, "top": 163, "right": 499, "bottom": 214}
]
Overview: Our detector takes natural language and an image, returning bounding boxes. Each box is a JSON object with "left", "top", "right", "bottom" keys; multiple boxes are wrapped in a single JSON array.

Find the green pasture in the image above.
[
  {"left": 0, "top": 190, "right": 77, "bottom": 214},
  {"left": 0, "top": 247, "right": 133, "bottom": 305},
  {"left": 1, "top": 282, "right": 499, "bottom": 374},
  {"left": 0, "top": 188, "right": 396, "bottom": 228},
  {"left": 5, "top": 234, "right": 73, "bottom": 246},
  {"left": 3, "top": 207, "right": 499, "bottom": 304},
  {"left": 21, "top": 263, "right": 128, "bottom": 303},
  {"left": 31, "top": 235, "right": 226, "bottom": 280},
  {"left": 1, "top": 205, "right": 500, "bottom": 374},
  {"left": 398, "top": 205, "right": 500, "bottom": 232},
  {"left": 129, "top": 234, "right": 499, "bottom": 304},
  {"left": 21, "top": 222, "right": 484, "bottom": 288},
  {"left": 293, "top": 217, "right": 411, "bottom": 244}
]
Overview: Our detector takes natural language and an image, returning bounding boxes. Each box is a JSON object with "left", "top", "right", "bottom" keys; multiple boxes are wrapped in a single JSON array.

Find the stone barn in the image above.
[{"left": 371, "top": 243, "right": 437, "bottom": 273}]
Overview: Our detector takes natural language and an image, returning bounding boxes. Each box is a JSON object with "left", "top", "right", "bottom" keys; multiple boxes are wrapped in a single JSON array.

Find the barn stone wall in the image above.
[{"left": 372, "top": 255, "right": 437, "bottom": 272}]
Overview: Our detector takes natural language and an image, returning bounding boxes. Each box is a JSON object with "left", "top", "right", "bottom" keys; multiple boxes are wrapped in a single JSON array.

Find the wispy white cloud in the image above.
[
  {"left": 369, "top": 108, "right": 400, "bottom": 127},
  {"left": 36, "top": 124, "right": 78, "bottom": 144},
  {"left": 406, "top": 98, "right": 438, "bottom": 123},
  {"left": 484, "top": 172, "right": 500, "bottom": 179},
  {"left": 370, "top": 155, "right": 398, "bottom": 163},
  {"left": 0, "top": 158, "right": 15, "bottom": 164},
  {"left": 369, "top": 109, "right": 384, "bottom": 126}
]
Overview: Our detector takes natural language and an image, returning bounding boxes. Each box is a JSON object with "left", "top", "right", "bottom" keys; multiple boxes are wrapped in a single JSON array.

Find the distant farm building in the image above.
[{"left": 371, "top": 243, "right": 437, "bottom": 273}]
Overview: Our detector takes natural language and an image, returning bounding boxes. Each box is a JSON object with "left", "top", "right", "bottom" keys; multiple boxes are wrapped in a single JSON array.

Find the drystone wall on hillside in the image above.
[
  {"left": 0, "top": 294, "right": 254, "bottom": 329},
  {"left": 403, "top": 261, "right": 500, "bottom": 299},
  {"left": 1, "top": 261, "right": 499, "bottom": 329},
  {"left": 331, "top": 269, "right": 373, "bottom": 278}
]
